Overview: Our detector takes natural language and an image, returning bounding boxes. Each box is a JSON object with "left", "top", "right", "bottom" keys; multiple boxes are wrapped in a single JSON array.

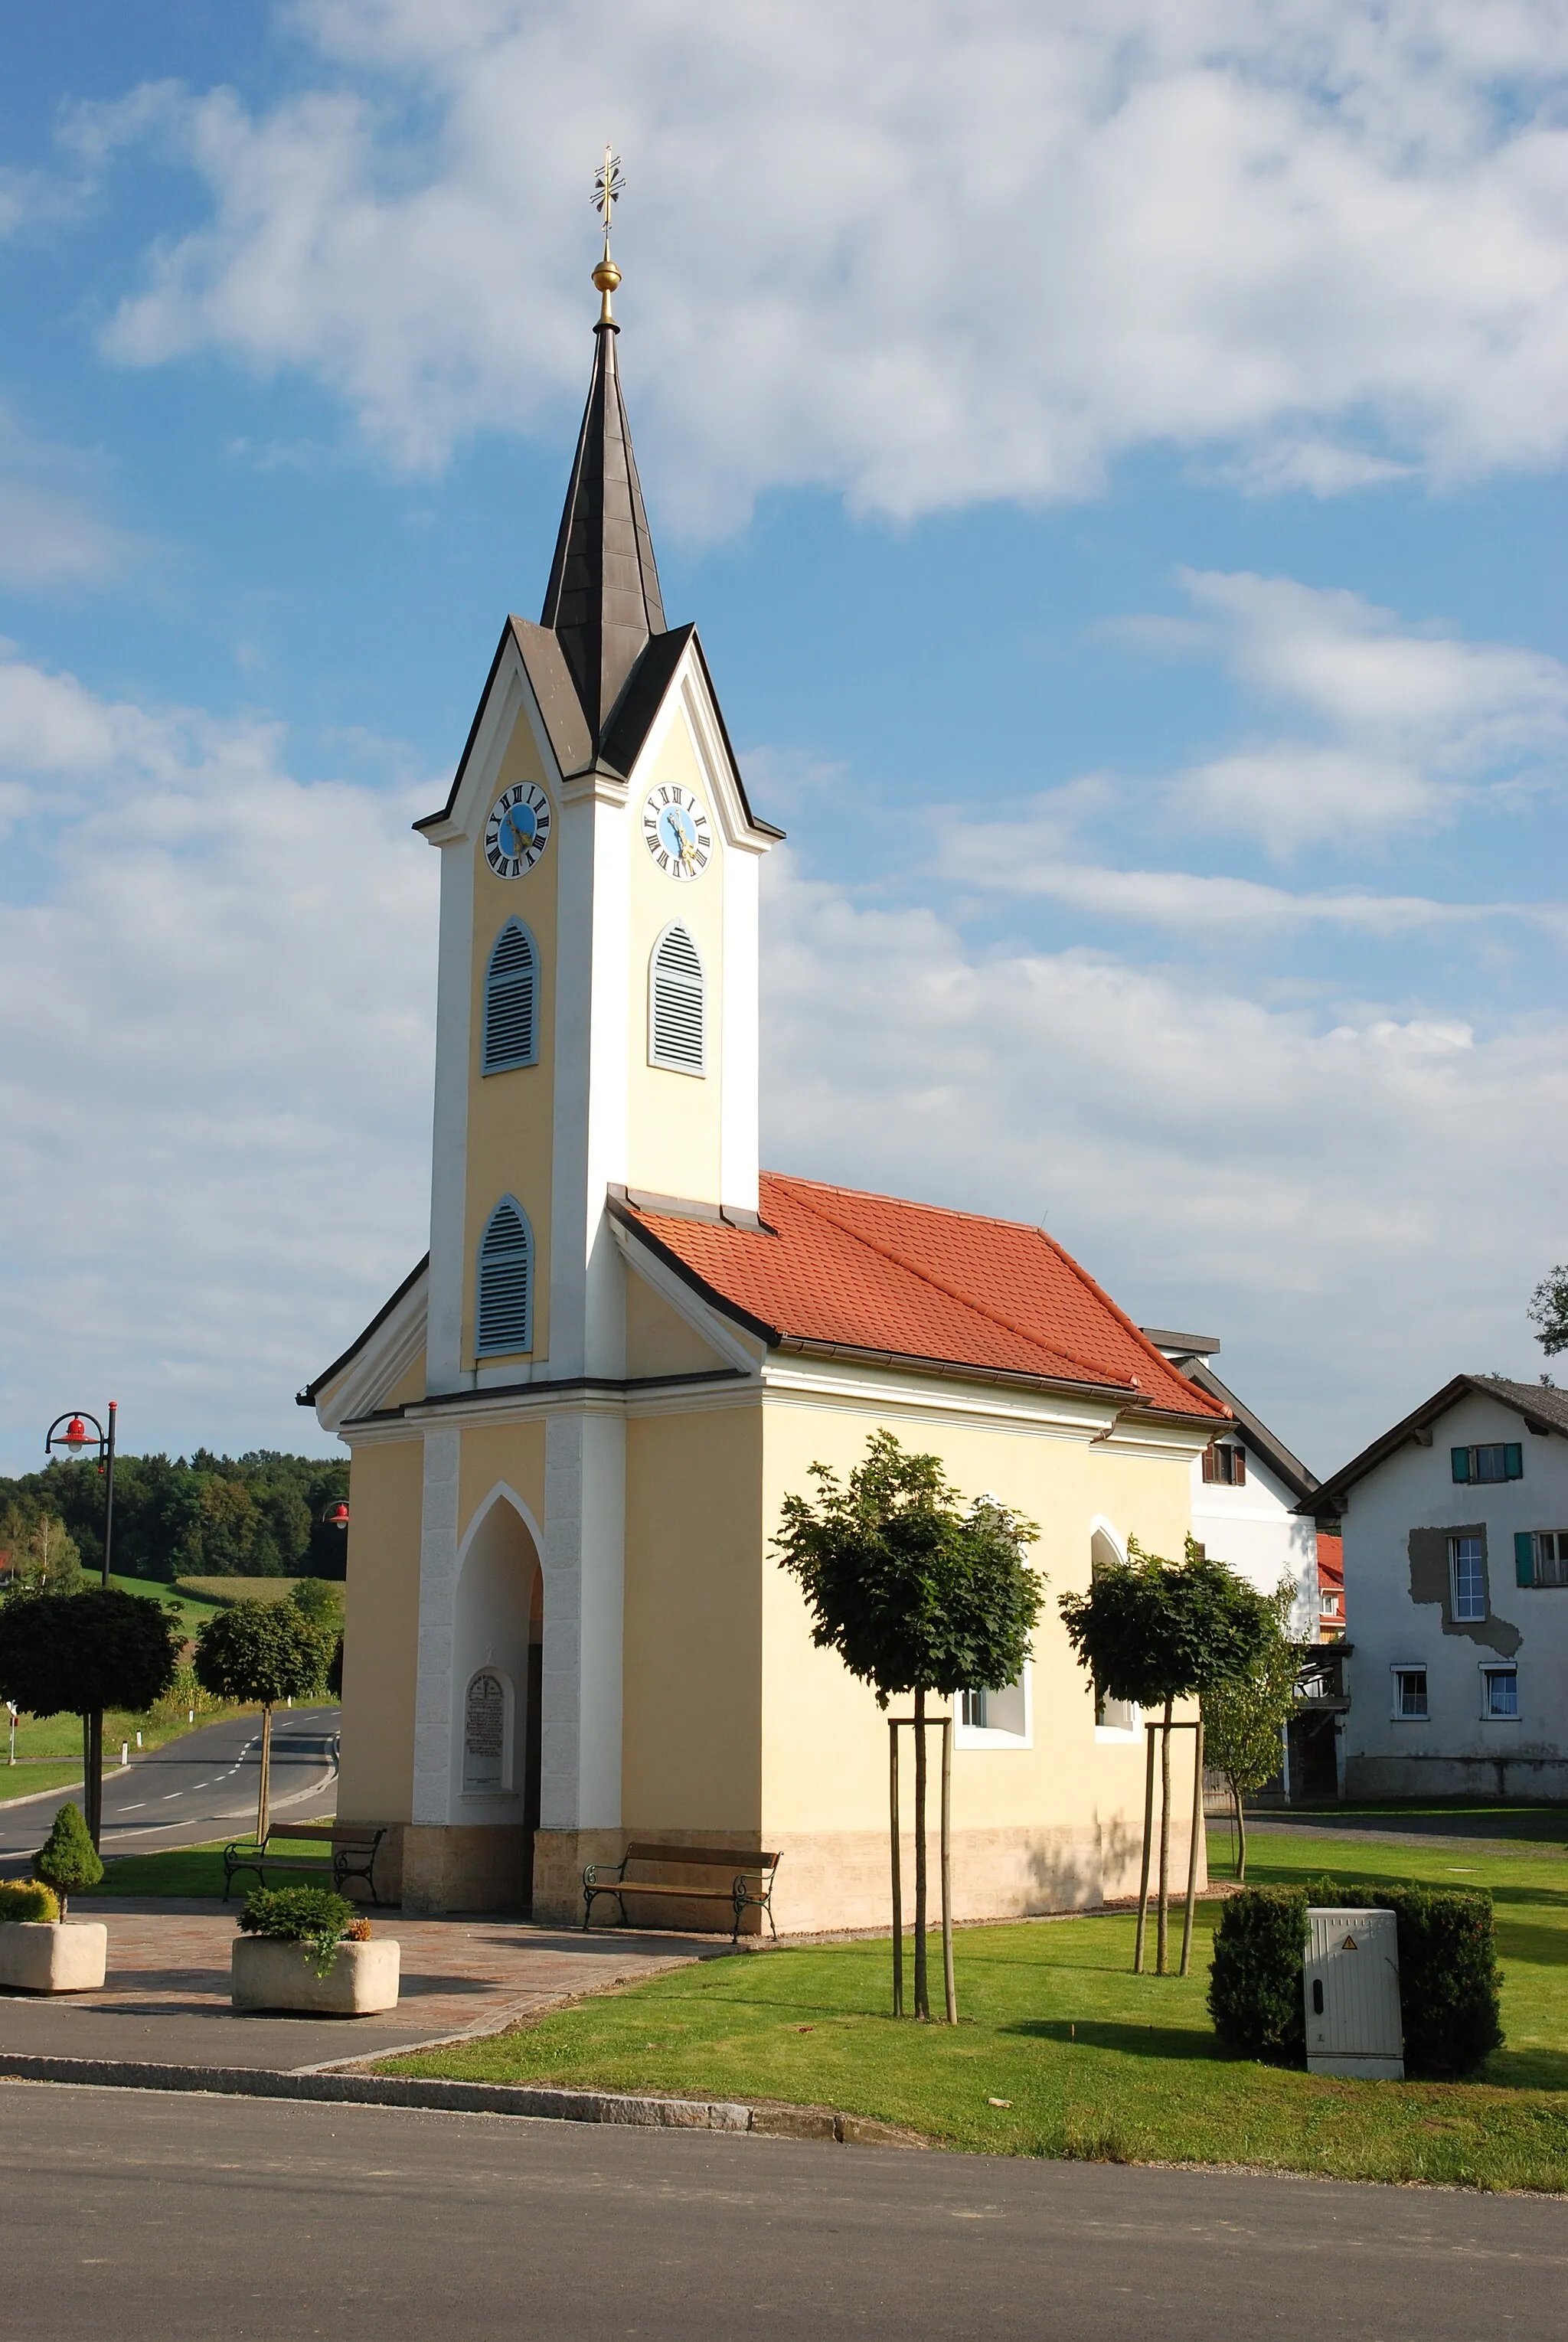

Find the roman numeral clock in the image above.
[
  {"left": 484, "top": 783, "right": 552, "bottom": 877},
  {"left": 642, "top": 782, "right": 712, "bottom": 880}
]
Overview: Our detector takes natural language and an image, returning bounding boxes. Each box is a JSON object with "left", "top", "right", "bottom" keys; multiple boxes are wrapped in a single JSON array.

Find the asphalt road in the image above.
[
  {"left": 0, "top": 1706, "right": 338, "bottom": 1867},
  {"left": 7, "top": 2084, "right": 1565, "bottom": 2342}
]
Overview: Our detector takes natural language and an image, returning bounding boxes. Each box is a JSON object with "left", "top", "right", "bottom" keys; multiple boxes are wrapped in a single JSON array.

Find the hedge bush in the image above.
[
  {"left": 0, "top": 1880, "right": 60, "bottom": 1923},
  {"left": 1209, "top": 1878, "right": 1504, "bottom": 2079},
  {"left": 1304, "top": 1874, "right": 1503, "bottom": 2079},
  {"left": 1209, "top": 1886, "right": 1308, "bottom": 2058}
]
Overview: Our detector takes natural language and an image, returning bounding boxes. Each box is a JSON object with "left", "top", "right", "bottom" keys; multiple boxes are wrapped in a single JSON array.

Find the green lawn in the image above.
[
  {"left": 1243, "top": 1798, "right": 1568, "bottom": 1847},
  {"left": 80, "top": 1836, "right": 335, "bottom": 1899},
  {"left": 375, "top": 1825, "right": 1568, "bottom": 2188},
  {"left": 0, "top": 1761, "right": 84, "bottom": 1803}
]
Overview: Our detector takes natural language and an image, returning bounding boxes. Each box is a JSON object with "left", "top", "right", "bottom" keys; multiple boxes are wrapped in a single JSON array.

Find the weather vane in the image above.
[
  {"left": 591, "top": 145, "right": 625, "bottom": 325},
  {"left": 593, "top": 145, "right": 624, "bottom": 247}
]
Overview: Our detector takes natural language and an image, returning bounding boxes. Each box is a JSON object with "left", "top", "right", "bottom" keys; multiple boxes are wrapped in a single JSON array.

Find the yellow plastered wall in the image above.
[
  {"left": 457, "top": 1419, "right": 547, "bottom": 1550},
  {"left": 622, "top": 1402, "right": 764, "bottom": 1832},
  {"left": 758, "top": 1400, "right": 1195, "bottom": 1846},
  {"left": 337, "top": 1437, "right": 425, "bottom": 1824},
  {"left": 463, "top": 707, "right": 557, "bottom": 1367},
  {"left": 625, "top": 1271, "right": 734, "bottom": 1379},
  {"left": 625, "top": 712, "right": 725, "bottom": 1203}
]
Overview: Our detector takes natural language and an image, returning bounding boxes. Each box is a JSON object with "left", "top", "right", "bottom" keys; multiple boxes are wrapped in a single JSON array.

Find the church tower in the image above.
[{"left": 308, "top": 185, "right": 1221, "bottom": 1929}]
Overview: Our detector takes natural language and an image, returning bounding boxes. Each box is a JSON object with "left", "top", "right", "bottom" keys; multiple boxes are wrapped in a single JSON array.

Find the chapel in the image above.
[{"left": 302, "top": 225, "right": 1227, "bottom": 1926}]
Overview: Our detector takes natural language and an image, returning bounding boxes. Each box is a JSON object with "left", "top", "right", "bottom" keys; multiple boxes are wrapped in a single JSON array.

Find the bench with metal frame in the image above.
[
  {"left": 582, "top": 1843, "right": 780, "bottom": 1942},
  {"left": 222, "top": 1822, "right": 387, "bottom": 1905}
]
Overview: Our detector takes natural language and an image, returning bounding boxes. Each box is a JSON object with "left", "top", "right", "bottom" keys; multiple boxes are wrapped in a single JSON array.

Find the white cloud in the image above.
[
  {"left": 1097, "top": 571, "right": 1568, "bottom": 851},
  {"left": 759, "top": 854, "right": 1568, "bottom": 1468},
  {"left": 0, "top": 653, "right": 436, "bottom": 1469},
  {"left": 74, "top": 0, "right": 1568, "bottom": 521},
  {"left": 0, "top": 404, "right": 130, "bottom": 592}
]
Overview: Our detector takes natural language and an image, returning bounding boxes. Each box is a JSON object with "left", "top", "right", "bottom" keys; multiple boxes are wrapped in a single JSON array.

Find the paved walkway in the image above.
[{"left": 0, "top": 1898, "right": 718, "bottom": 2073}]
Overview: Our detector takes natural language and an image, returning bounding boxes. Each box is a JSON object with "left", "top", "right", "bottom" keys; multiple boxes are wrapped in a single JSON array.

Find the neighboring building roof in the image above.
[
  {"left": 614, "top": 1174, "right": 1228, "bottom": 1420},
  {"left": 1305, "top": 1374, "right": 1568, "bottom": 1517},
  {"left": 1142, "top": 1330, "right": 1319, "bottom": 1501},
  {"left": 1316, "top": 1531, "right": 1344, "bottom": 1596}
]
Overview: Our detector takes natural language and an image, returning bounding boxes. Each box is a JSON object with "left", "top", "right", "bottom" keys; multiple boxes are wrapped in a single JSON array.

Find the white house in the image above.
[
  {"left": 1310, "top": 1375, "right": 1568, "bottom": 1801},
  {"left": 1144, "top": 1329, "right": 1321, "bottom": 1638}
]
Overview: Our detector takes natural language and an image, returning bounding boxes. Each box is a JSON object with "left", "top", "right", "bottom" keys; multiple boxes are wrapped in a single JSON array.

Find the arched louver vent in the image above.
[
  {"left": 482, "top": 919, "right": 538, "bottom": 1074},
  {"left": 649, "top": 923, "right": 705, "bottom": 1073},
  {"left": 476, "top": 1197, "right": 532, "bottom": 1357}
]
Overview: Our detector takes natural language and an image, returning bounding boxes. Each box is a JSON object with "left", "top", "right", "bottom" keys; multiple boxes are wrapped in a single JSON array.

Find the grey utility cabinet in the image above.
[{"left": 1304, "top": 1906, "right": 1403, "bottom": 2079}]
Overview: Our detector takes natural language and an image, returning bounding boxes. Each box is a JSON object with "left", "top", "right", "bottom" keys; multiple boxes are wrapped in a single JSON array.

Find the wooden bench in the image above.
[
  {"left": 223, "top": 1824, "right": 387, "bottom": 1906},
  {"left": 583, "top": 1844, "right": 780, "bottom": 1942}
]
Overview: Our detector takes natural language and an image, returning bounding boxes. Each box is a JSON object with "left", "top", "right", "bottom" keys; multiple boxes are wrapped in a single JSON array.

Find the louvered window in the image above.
[
  {"left": 476, "top": 1197, "right": 532, "bottom": 1357},
  {"left": 649, "top": 923, "right": 705, "bottom": 1073},
  {"left": 482, "top": 919, "right": 538, "bottom": 1073}
]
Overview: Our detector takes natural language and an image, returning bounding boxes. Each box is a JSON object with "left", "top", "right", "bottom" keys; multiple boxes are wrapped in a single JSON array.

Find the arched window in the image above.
[
  {"left": 476, "top": 1196, "right": 533, "bottom": 1357},
  {"left": 482, "top": 919, "right": 539, "bottom": 1074},
  {"left": 648, "top": 923, "right": 705, "bottom": 1073}
]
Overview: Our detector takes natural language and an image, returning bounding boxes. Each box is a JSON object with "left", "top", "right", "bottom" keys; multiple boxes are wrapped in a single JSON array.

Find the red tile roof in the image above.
[
  {"left": 616, "top": 1173, "right": 1227, "bottom": 1422},
  {"left": 1316, "top": 1532, "right": 1344, "bottom": 1595}
]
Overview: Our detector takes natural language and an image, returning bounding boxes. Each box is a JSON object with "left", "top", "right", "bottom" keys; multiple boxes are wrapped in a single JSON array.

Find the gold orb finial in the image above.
[{"left": 592, "top": 145, "right": 625, "bottom": 324}]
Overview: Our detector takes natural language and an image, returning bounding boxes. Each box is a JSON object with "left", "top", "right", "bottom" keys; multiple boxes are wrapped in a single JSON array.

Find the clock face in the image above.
[
  {"left": 484, "top": 783, "right": 552, "bottom": 877},
  {"left": 642, "top": 784, "right": 713, "bottom": 881}
]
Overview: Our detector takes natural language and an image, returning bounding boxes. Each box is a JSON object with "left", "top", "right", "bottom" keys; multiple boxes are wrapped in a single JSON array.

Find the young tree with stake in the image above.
[
  {"left": 1200, "top": 1580, "right": 1298, "bottom": 1881},
  {"left": 194, "top": 1600, "right": 335, "bottom": 1844},
  {"left": 1060, "top": 1537, "right": 1272, "bottom": 1974},
  {"left": 775, "top": 1431, "right": 1040, "bottom": 2022}
]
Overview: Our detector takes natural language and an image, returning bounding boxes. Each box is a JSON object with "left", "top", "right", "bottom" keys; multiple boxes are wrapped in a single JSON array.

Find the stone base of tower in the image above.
[{"left": 400, "top": 1824, "right": 534, "bottom": 1916}]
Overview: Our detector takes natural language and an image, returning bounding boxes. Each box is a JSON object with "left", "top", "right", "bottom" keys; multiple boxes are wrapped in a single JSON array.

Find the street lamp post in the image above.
[{"left": 44, "top": 1403, "right": 118, "bottom": 1847}]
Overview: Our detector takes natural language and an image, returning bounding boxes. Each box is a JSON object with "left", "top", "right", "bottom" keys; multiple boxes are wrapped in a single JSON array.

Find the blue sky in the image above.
[{"left": 1, "top": 1, "right": 1565, "bottom": 1478}]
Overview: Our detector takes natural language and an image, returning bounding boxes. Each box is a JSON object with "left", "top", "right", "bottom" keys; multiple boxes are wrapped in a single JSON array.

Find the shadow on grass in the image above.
[
  {"left": 1004, "top": 2015, "right": 1223, "bottom": 2061},
  {"left": 1482, "top": 2046, "right": 1568, "bottom": 2092}
]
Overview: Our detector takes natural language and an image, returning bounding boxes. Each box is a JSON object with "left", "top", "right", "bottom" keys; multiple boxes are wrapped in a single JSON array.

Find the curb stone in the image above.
[{"left": 0, "top": 2053, "right": 912, "bottom": 2144}]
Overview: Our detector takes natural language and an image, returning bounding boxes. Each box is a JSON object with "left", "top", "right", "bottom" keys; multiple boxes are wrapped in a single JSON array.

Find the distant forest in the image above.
[{"left": 0, "top": 1451, "right": 351, "bottom": 1586}]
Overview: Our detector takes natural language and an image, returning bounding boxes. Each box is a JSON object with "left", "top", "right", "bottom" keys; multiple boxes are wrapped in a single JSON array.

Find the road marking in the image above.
[
  {"left": 162, "top": 1792, "right": 182, "bottom": 1800},
  {"left": 121, "top": 1802, "right": 145, "bottom": 1811}
]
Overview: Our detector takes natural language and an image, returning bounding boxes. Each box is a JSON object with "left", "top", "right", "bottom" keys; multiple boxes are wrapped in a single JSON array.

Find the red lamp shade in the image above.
[
  {"left": 327, "top": 1502, "right": 350, "bottom": 1530},
  {"left": 60, "top": 1417, "right": 92, "bottom": 1455}
]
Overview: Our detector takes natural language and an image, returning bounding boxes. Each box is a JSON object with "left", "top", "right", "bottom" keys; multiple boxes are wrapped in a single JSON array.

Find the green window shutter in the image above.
[
  {"left": 1451, "top": 1446, "right": 1470, "bottom": 1482},
  {"left": 1505, "top": 1442, "right": 1524, "bottom": 1480},
  {"left": 1515, "top": 1532, "right": 1536, "bottom": 1587}
]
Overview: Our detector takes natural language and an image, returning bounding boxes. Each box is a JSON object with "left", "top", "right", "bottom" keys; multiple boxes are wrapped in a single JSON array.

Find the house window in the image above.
[
  {"left": 1451, "top": 1442, "right": 1523, "bottom": 1484},
  {"left": 1449, "top": 1534, "right": 1486, "bottom": 1623},
  {"left": 482, "top": 919, "right": 538, "bottom": 1073},
  {"left": 475, "top": 1196, "right": 533, "bottom": 1357},
  {"left": 956, "top": 1671, "right": 1031, "bottom": 1744},
  {"left": 1095, "top": 1688, "right": 1138, "bottom": 1733},
  {"left": 1391, "top": 1667, "right": 1428, "bottom": 1720},
  {"left": 1481, "top": 1664, "right": 1519, "bottom": 1721},
  {"left": 1520, "top": 1531, "right": 1568, "bottom": 1589},
  {"left": 648, "top": 923, "right": 705, "bottom": 1073},
  {"left": 1201, "top": 1444, "right": 1246, "bottom": 1486}
]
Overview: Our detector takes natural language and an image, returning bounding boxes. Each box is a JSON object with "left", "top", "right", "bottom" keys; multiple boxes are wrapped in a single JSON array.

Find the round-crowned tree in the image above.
[
  {"left": 1060, "top": 1538, "right": 1274, "bottom": 1972},
  {"left": 194, "top": 1600, "right": 335, "bottom": 1844},
  {"left": 0, "top": 1589, "right": 181, "bottom": 1849},
  {"left": 774, "top": 1430, "right": 1041, "bottom": 2020}
]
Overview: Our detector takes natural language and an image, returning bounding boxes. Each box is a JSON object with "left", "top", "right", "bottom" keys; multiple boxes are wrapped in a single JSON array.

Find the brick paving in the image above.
[{"left": 0, "top": 1898, "right": 717, "bottom": 2073}]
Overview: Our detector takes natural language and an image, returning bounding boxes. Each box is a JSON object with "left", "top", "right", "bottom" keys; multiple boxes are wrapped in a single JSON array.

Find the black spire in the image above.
[{"left": 540, "top": 273, "right": 665, "bottom": 746}]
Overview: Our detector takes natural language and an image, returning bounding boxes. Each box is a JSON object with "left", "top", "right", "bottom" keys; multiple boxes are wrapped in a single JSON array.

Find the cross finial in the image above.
[{"left": 590, "top": 146, "right": 625, "bottom": 325}]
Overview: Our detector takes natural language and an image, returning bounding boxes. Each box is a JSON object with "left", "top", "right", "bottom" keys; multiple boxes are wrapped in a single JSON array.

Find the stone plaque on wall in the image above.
[{"left": 463, "top": 1670, "right": 506, "bottom": 1792}]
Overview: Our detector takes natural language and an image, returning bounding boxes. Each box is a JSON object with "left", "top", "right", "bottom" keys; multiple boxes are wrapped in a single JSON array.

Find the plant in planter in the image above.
[
  {"left": 232, "top": 1885, "right": 399, "bottom": 2016},
  {"left": 34, "top": 1801, "right": 103, "bottom": 1920},
  {"left": 0, "top": 1819, "right": 108, "bottom": 1992}
]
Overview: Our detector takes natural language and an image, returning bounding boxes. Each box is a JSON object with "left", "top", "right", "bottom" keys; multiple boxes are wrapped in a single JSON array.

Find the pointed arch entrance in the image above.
[{"left": 452, "top": 1486, "right": 544, "bottom": 1909}]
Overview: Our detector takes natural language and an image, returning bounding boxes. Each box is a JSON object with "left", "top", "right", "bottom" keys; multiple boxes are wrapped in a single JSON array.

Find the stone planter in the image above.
[
  {"left": 0, "top": 1921, "right": 108, "bottom": 1994},
  {"left": 231, "top": 1935, "right": 400, "bottom": 2016}
]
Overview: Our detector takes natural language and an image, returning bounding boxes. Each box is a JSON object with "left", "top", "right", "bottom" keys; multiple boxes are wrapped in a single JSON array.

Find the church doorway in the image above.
[{"left": 452, "top": 1491, "right": 544, "bottom": 1912}]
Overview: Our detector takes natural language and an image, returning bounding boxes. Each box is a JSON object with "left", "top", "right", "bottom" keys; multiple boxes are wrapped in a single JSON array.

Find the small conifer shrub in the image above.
[{"left": 33, "top": 1802, "right": 103, "bottom": 1920}]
